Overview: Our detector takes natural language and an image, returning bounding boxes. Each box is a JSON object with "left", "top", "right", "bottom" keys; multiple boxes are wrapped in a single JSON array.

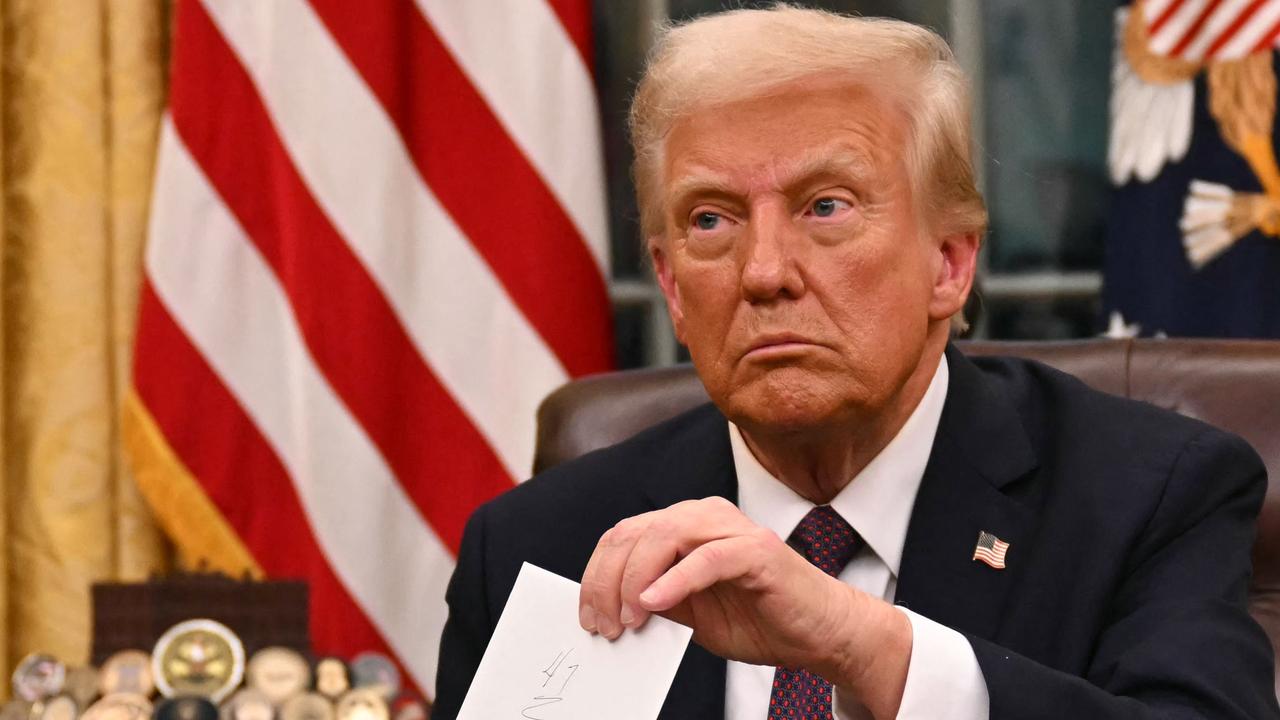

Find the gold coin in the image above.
[
  {"left": 246, "top": 648, "right": 310, "bottom": 706},
  {"left": 311, "top": 661, "right": 347, "bottom": 701},
  {"left": 152, "top": 620, "right": 245, "bottom": 702},
  {"left": 280, "top": 693, "right": 332, "bottom": 720},
  {"left": 81, "top": 693, "right": 152, "bottom": 720},
  {"left": 218, "top": 689, "right": 272, "bottom": 720},
  {"left": 62, "top": 667, "right": 99, "bottom": 709},
  {"left": 99, "top": 652, "right": 153, "bottom": 699},
  {"left": 334, "top": 690, "right": 386, "bottom": 720},
  {"left": 37, "top": 695, "right": 77, "bottom": 720}
]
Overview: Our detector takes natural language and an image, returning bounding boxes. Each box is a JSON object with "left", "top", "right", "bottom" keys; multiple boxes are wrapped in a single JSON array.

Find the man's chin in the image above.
[{"left": 715, "top": 367, "right": 854, "bottom": 434}]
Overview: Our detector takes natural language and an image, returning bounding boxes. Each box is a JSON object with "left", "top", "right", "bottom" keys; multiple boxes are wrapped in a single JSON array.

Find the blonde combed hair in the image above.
[{"left": 630, "top": 4, "right": 988, "bottom": 244}]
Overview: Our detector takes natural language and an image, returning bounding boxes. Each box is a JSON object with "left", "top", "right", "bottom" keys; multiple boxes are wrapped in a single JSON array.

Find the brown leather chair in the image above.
[{"left": 533, "top": 339, "right": 1280, "bottom": 696}]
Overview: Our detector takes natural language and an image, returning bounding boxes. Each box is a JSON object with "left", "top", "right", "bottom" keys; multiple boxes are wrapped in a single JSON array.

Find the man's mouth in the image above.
[{"left": 744, "top": 333, "right": 823, "bottom": 358}]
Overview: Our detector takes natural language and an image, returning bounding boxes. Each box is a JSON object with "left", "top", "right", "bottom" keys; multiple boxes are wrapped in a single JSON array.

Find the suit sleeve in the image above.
[
  {"left": 430, "top": 504, "right": 493, "bottom": 720},
  {"left": 970, "top": 428, "right": 1280, "bottom": 720}
]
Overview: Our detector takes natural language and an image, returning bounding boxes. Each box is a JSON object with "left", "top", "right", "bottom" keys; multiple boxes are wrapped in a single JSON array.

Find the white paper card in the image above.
[{"left": 456, "top": 562, "right": 694, "bottom": 720}]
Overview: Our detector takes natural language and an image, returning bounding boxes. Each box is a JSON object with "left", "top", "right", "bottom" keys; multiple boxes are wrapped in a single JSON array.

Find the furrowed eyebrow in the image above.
[
  {"left": 779, "top": 149, "right": 876, "bottom": 193},
  {"left": 665, "top": 170, "right": 739, "bottom": 213}
]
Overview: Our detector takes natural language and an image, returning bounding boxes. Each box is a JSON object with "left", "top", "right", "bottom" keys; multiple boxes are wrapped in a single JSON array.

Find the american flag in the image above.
[
  {"left": 972, "top": 531, "right": 1010, "bottom": 570},
  {"left": 122, "top": 0, "right": 611, "bottom": 700},
  {"left": 1141, "top": 0, "right": 1280, "bottom": 62}
]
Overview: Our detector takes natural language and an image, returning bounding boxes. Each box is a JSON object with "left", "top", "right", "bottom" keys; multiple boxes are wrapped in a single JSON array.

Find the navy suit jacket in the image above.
[{"left": 432, "top": 346, "right": 1279, "bottom": 718}]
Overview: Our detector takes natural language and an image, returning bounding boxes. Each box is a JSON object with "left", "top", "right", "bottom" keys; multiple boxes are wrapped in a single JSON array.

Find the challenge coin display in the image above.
[
  {"left": 218, "top": 689, "right": 272, "bottom": 720},
  {"left": 280, "top": 693, "right": 333, "bottom": 720},
  {"left": 152, "top": 619, "right": 245, "bottom": 702},
  {"left": 37, "top": 695, "right": 77, "bottom": 720},
  {"left": 347, "top": 655, "right": 398, "bottom": 703},
  {"left": 154, "top": 697, "right": 218, "bottom": 720},
  {"left": 12, "top": 654, "right": 66, "bottom": 702},
  {"left": 245, "top": 647, "right": 310, "bottom": 706},
  {"left": 82, "top": 693, "right": 153, "bottom": 720},
  {"left": 100, "top": 651, "right": 153, "bottom": 698},
  {"left": 334, "top": 690, "right": 386, "bottom": 720},
  {"left": 63, "top": 666, "right": 100, "bottom": 708},
  {"left": 312, "top": 660, "right": 348, "bottom": 701}
]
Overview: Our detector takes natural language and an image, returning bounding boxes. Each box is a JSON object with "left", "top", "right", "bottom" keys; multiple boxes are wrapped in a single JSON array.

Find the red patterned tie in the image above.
[{"left": 767, "top": 505, "right": 862, "bottom": 720}]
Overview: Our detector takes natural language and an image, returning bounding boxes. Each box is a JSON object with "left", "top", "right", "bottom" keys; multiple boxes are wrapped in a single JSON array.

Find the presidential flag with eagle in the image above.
[{"left": 1104, "top": 0, "right": 1280, "bottom": 337}]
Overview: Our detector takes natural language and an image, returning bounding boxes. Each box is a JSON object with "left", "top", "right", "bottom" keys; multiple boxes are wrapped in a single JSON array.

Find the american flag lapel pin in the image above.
[{"left": 973, "top": 530, "right": 1009, "bottom": 570}]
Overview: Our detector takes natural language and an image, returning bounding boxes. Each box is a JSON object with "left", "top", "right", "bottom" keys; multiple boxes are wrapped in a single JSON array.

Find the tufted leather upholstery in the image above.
[{"left": 533, "top": 339, "right": 1280, "bottom": 694}]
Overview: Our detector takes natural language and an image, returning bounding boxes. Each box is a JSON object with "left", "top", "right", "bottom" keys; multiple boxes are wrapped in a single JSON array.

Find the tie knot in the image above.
[{"left": 787, "top": 505, "right": 860, "bottom": 577}]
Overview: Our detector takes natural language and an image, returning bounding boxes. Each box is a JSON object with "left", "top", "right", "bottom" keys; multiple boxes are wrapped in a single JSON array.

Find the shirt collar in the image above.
[{"left": 731, "top": 354, "right": 949, "bottom": 577}]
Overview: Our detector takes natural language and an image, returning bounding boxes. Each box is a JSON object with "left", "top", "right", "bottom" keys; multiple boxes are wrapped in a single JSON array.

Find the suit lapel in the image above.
[
  {"left": 641, "top": 404, "right": 734, "bottom": 720},
  {"left": 641, "top": 402, "right": 739, "bottom": 510},
  {"left": 895, "top": 345, "right": 1040, "bottom": 641}
]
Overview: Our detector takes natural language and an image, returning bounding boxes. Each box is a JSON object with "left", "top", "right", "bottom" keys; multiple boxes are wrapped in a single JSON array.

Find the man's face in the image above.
[{"left": 651, "top": 81, "right": 970, "bottom": 433}]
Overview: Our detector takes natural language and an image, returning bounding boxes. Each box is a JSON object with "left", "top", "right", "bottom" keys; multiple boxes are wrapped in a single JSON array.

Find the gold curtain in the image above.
[{"left": 0, "top": 0, "right": 172, "bottom": 691}]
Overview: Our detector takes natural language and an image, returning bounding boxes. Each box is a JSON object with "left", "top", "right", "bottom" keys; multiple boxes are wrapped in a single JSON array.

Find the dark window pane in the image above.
[
  {"left": 981, "top": 1, "right": 1112, "bottom": 274},
  {"left": 612, "top": 303, "right": 652, "bottom": 370},
  {"left": 985, "top": 297, "right": 1102, "bottom": 340}
]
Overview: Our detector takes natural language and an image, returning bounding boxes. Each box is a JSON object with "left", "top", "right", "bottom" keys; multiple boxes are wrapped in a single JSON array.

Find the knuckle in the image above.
[
  {"left": 582, "top": 576, "right": 615, "bottom": 605},
  {"left": 620, "top": 562, "right": 651, "bottom": 592},
  {"left": 603, "top": 521, "right": 636, "bottom": 548},
  {"left": 648, "top": 514, "right": 675, "bottom": 537},
  {"left": 703, "top": 496, "right": 735, "bottom": 513},
  {"left": 748, "top": 527, "right": 778, "bottom": 549},
  {"left": 696, "top": 542, "right": 725, "bottom": 567}
]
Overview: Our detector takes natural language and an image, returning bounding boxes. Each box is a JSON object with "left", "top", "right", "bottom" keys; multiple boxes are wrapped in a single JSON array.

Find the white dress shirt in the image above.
[{"left": 725, "top": 355, "right": 989, "bottom": 719}]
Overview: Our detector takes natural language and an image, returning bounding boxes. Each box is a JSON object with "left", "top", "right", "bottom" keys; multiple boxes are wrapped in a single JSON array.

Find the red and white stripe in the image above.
[
  {"left": 136, "top": 0, "right": 611, "bottom": 698},
  {"left": 1142, "top": 0, "right": 1280, "bottom": 62}
]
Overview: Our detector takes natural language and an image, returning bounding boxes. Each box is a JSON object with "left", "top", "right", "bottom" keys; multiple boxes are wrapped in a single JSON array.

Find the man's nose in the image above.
[{"left": 740, "top": 205, "right": 805, "bottom": 302}]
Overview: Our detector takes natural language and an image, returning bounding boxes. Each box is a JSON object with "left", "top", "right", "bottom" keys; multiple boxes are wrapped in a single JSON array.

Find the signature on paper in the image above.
[{"left": 520, "top": 648, "right": 580, "bottom": 719}]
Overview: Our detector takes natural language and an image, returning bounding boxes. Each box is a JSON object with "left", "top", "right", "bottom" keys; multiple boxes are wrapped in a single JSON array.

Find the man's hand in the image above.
[{"left": 577, "top": 497, "right": 912, "bottom": 719}]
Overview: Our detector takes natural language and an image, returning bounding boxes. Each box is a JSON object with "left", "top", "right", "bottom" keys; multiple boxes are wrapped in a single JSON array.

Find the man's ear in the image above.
[
  {"left": 928, "top": 231, "right": 980, "bottom": 322},
  {"left": 648, "top": 237, "right": 687, "bottom": 343}
]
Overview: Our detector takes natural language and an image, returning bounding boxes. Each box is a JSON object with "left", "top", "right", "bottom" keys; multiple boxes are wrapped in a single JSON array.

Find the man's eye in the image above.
[
  {"left": 694, "top": 212, "right": 721, "bottom": 230},
  {"left": 811, "top": 198, "right": 845, "bottom": 217}
]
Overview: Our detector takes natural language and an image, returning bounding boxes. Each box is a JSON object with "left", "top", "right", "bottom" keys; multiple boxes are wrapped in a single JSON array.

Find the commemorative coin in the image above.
[
  {"left": 334, "top": 690, "right": 385, "bottom": 720},
  {"left": 245, "top": 648, "right": 310, "bottom": 706},
  {"left": 218, "top": 689, "right": 272, "bottom": 720},
  {"left": 62, "top": 667, "right": 99, "bottom": 709},
  {"left": 346, "top": 655, "right": 397, "bottom": 703},
  {"left": 12, "top": 655, "right": 66, "bottom": 702},
  {"left": 311, "top": 661, "right": 347, "bottom": 701},
  {"left": 98, "top": 652, "right": 153, "bottom": 699},
  {"left": 152, "top": 619, "right": 245, "bottom": 702},
  {"left": 80, "top": 693, "right": 151, "bottom": 720},
  {"left": 280, "top": 693, "right": 332, "bottom": 720},
  {"left": 36, "top": 695, "right": 77, "bottom": 720}
]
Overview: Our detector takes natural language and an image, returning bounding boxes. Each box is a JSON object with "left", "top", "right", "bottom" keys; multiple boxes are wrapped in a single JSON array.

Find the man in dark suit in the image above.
[{"left": 432, "top": 6, "right": 1279, "bottom": 719}]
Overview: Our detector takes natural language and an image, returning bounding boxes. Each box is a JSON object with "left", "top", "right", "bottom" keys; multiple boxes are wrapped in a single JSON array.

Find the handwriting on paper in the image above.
[
  {"left": 521, "top": 648, "right": 580, "bottom": 719},
  {"left": 455, "top": 563, "right": 692, "bottom": 720}
]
